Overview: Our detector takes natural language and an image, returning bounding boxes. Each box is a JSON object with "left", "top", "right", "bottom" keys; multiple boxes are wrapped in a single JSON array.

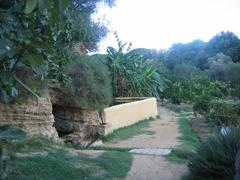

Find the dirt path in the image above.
[
  {"left": 105, "top": 105, "right": 188, "bottom": 180},
  {"left": 105, "top": 106, "right": 182, "bottom": 149},
  {"left": 126, "top": 155, "right": 187, "bottom": 180}
]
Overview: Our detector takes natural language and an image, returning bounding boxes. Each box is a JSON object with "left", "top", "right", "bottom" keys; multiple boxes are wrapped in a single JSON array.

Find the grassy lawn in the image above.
[
  {"left": 100, "top": 117, "right": 159, "bottom": 142},
  {"left": 5, "top": 137, "right": 132, "bottom": 180},
  {"left": 167, "top": 106, "right": 200, "bottom": 163}
]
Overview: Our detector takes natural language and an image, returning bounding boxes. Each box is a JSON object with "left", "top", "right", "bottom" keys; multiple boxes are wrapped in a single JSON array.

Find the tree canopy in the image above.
[
  {"left": 206, "top": 31, "right": 240, "bottom": 63},
  {"left": 0, "top": 0, "right": 114, "bottom": 102},
  {"left": 162, "top": 31, "right": 240, "bottom": 71}
]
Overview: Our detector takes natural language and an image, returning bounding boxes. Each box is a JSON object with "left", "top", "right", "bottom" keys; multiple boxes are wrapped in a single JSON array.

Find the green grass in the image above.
[
  {"left": 100, "top": 117, "right": 158, "bottom": 142},
  {"left": 167, "top": 110, "right": 200, "bottom": 163},
  {"left": 177, "top": 116, "right": 200, "bottom": 149},
  {"left": 6, "top": 137, "right": 133, "bottom": 180}
]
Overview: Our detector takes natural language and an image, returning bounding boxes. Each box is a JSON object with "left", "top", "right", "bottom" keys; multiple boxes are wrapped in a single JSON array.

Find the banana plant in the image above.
[
  {"left": 0, "top": 124, "right": 27, "bottom": 178},
  {"left": 107, "top": 40, "right": 167, "bottom": 98}
]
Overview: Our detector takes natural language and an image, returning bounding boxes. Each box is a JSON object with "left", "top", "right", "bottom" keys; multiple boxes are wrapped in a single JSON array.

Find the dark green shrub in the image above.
[
  {"left": 163, "top": 75, "right": 226, "bottom": 108},
  {"left": 163, "top": 78, "right": 186, "bottom": 104},
  {"left": 65, "top": 55, "right": 112, "bottom": 110},
  {"left": 187, "top": 126, "right": 240, "bottom": 180},
  {"left": 192, "top": 96, "right": 212, "bottom": 115},
  {"left": 206, "top": 99, "right": 240, "bottom": 125},
  {"left": 188, "top": 76, "right": 226, "bottom": 115}
]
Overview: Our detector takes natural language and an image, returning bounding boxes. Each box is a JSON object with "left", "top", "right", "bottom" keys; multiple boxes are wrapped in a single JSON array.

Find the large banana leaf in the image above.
[{"left": 107, "top": 44, "right": 167, "bottom": 98}]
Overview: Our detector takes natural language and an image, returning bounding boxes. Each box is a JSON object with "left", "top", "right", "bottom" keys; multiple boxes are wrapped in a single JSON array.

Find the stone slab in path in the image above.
[
  {"left": 129, "top": 148, "right": 172, "bottom": 156},
  {"left": 126, "top": 155, "right": 188, "bottom": 180}
]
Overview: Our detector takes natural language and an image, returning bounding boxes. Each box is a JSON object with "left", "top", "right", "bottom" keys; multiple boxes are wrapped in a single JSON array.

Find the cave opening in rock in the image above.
[
  {"left": 51, "top": 103, "right": 101, "bottom": 140},
  {"left": 52, "top": 104, "right": 74, "bottom": 137}
]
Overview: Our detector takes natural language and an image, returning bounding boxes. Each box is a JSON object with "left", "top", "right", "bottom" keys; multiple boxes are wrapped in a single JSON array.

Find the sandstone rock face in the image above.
[
  {"left": 49, "top": 81, "right": 100, "bottom": 140},
  {"left": 0, "top": 95, "right": 58, "bottom": 140}
]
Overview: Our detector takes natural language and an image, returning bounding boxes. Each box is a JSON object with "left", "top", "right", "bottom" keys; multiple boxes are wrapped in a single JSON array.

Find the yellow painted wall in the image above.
[{"left": 102, "top": 98, "right": 158, "bottom": 134}]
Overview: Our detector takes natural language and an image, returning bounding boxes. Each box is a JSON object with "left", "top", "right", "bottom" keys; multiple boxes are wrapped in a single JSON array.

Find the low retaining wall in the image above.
[{"left": 100, "top": 98, "right": 158, "bottom": 135}]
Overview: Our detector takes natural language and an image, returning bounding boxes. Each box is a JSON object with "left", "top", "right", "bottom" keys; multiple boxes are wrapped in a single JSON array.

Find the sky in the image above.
[{"left": 93, "top": 0, "right": 240, "bottom": 53}]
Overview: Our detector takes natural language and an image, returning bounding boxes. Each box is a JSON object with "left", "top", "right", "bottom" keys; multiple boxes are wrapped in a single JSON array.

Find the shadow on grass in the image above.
[{"left": 7, "top": 137, "right": 133, "bottom": 180}]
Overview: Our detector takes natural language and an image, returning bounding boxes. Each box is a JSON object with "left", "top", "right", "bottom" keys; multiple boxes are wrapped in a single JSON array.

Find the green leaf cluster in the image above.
[
  {"left": 106, "top": 40, "right": 167, "bottom": 98},
  {"left": 0, "top": 0, "right": 77, "bottom": 102},
  {"left": 0, "top": 0, "right": 115, "bottom": 103}
]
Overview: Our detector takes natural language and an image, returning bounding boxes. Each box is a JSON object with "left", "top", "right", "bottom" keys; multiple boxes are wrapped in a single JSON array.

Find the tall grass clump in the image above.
[{"left": 187, "top": 126, "right": 240, "bottom": 180}]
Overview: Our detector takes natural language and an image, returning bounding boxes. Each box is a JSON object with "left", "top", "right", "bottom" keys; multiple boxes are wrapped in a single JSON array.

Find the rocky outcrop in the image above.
[
  {"left": 49, "top": 81, "right": 100, "bottom": 141},
  {"left": 0, "top": 94, "right": 58, "bottom": 140},
  {"left": 0, "top": 80, "right": 101, "bottom": 142},
  {"left": 53, "top": 105, "right": 99, "bottom": 139}
]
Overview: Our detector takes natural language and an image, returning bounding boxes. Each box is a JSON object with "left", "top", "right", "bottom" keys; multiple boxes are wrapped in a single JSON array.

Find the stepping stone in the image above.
[{"left": 129, "top": 148, "right": 172, "bottom": 156}]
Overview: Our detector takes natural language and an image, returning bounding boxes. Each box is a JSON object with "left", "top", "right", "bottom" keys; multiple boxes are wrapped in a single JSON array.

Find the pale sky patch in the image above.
[{"left": 93, "top": 0, "right": 240, "bottom": 53}]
